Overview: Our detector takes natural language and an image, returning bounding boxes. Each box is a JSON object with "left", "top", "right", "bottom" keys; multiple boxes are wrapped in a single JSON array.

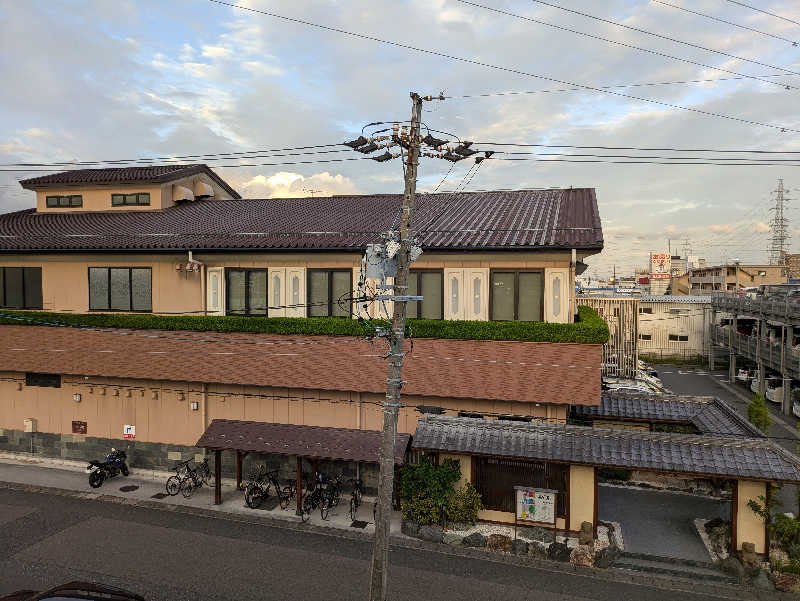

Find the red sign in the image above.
[{"left": 650, "top": 273, "right": 671, "bottom": 280}]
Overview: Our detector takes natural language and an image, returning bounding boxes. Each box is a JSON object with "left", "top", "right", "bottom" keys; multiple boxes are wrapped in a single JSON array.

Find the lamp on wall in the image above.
[
  {"left": 175, "top": 264, "right": 183, "bottom": 271},
  {"left": 190, "top": 401, "right": 199, "bottom": 411},
  {"left": 73, "top": 393, "right": 81, "bottom": 403}
]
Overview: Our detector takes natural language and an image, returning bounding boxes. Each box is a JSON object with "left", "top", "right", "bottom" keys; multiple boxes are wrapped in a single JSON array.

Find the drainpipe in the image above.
[
  {"left": 570, "top": 248, "right": 577, "bottom": 322},
  {"left": 187, "top": 251, "right": 206, "bottom": 315},
  {"left": 202, "top": 382, "right": 208, "bottom": 455}
]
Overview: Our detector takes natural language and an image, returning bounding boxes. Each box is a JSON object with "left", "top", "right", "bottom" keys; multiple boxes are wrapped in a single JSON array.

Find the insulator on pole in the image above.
[
  {"left": 344, "top": 136, "right": 368, "bottom": 148},
  {"left": 423, "top": 134, "right": 448, "bottom": 148},
  {"left": 357, "top": 142, "right": 380, "bottom": 154},
  {"left": 371, "top": 151, "right": 394, "bottom": 162}
]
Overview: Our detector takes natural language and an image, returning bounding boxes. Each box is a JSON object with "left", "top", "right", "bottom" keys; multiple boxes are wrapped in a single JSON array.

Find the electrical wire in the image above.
[
  {"left": 476, "top": 141, "right": 800, "bottom": 154},
  {"left": 457, "top": 0, "right": 799, "bottom": 88},
  {"left": 205, "top": 0, "right": 800, "bottom": 134},
  {"left": 651, "top": 0, "right": 799, "bottom": 45},
  {"left": 0, "top": 144, "right": 346, "bottom": 168},
  {"left": 485, "top": 156, "right": 800, "bottom": 167},
  {"left": 521, "top": 0, "right": 800, "bottom": 72},
  {"left": 491, "top": 150, "right": 800, "bottom": 162},
  {"left": 722, "top": 0, "right": 800, "bottom": 28},
  {"left": 445, "top": 73, "right": 795, "bottom": 99}
]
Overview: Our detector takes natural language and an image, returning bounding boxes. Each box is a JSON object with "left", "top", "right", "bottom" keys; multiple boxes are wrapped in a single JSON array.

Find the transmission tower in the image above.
[{"left": 768, "top": 178, "right": 791, "bottom": 266}]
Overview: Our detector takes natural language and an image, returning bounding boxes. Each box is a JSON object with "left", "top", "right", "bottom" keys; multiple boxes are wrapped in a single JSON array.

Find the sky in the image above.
[{"left": 0, "top": 0, "right": 799, "bottom": 279}]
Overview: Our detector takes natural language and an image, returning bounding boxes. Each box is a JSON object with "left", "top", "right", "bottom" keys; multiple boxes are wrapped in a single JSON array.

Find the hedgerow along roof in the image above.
[{"left": 0, "top": 186, "right": 602, "bottom": 252}]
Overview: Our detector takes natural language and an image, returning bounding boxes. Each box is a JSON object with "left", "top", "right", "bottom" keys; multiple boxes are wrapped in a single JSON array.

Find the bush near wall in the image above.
[{"left": 0, "top": 305, "right": 609, "bottom": 344}]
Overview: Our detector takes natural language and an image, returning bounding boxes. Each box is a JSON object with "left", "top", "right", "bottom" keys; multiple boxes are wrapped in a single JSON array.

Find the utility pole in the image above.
[{"left": 369, "top": 91, "right": 423, "bottom": 601}]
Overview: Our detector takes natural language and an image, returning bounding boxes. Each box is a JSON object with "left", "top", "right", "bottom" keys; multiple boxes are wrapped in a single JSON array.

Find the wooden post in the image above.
[
  {"left": 214, "top": 450, "right": 222, "bottom": 505},
  {"left": 235, "top": 451, "right": 243, "bottom": 491},
  {"left": 296, "top": 456, "right": 303, "bottom": 516}
]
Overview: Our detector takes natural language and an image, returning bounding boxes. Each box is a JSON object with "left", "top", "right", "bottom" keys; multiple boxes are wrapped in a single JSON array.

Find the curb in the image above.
[{"left": 0, "top": 480, "right": 783, "bottom": 600}]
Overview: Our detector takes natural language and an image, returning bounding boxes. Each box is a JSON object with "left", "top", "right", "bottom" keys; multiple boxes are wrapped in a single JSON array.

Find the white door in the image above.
[
  {"left": 286, "top": 268, "right": 305, "bottom": 317},
  {"left": 545, "top": 268, "right": 569, "bottom": 323},
  {"left": 206, "top": 267, "right": 224, "bottom": 315},
  {"left": 465, "top": 269, "right": 488, "bottom": 321},
  {"left": 444, "top": 269, "right": 465, "bottom": 320},
  {"left": 268, "top": 268, "right": 286, "bottom": 317}
]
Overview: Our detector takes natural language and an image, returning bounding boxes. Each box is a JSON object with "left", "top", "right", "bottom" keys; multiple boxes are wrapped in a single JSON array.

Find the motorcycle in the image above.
[{"left": 87, "top": 448, "right": 129, "bottom": 488}]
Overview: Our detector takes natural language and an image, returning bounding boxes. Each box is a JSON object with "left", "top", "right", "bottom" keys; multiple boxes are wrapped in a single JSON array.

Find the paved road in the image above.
[
  {"left": 0, "top": 488, "right": 741, "bottom": 601},
  {"left": 598, "top": 485, "right": 729, "bottom": 562},
  {"left": 655, "top": 365, "right": 799, "bottom": 513}
]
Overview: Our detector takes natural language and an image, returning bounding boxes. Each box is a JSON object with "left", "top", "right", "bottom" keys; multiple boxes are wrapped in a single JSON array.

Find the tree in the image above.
[{"left": 748, "top": 393, "right": 773, "bottom": 434}]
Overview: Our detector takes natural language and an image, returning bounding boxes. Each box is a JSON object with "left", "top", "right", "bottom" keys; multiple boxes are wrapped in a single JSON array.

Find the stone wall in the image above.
[{"left": 0, "top": 427, "right": 379, "bottom": 492}]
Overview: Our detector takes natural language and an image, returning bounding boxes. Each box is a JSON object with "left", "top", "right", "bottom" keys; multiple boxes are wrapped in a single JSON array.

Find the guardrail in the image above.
[
  {"left": 712, "top": 325, "right": 800, "bottom": 379},
  {"left": 711, "top": 294, "right": 800, "bottom": 325}
]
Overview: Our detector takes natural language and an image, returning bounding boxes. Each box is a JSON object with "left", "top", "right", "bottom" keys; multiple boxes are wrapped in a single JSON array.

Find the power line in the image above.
[
  {"left": 492, "top": 150, "right": 800, "bottom": 162},
  {"left": 206, "top": 0, "right": 800, "bottom": 134},
  {"left": 445, "top": 73, "right": 795, "bottom": 99},
  {"left": 477, "top": 141, "right": 800, "bottom": 154},
  {"left": 457, "top": 0, "right": 799, "bottom": 88},
  {"left": 0, "top": 143, "right": 345, "bottom": 168},
  {"left": 486, "top": 156, "right": 800, "bottom": 167},
  {"left": 520, "top": 0, "right": 800, "bottom": 72},
  {"left": 651, "top": 0, "right": 799, "bottom": 45},
  {"left": 723, "top": 0, "right": 800, "bottom": 28}
]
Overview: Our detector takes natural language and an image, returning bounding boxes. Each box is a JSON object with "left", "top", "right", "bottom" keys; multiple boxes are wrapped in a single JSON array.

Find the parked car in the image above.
[
  {"left": 0, "top": 581, "right": 145, "bottom": 601},
  {"left": 736, "top": 368, "right": 753, "bottom": 383},
  {"left": 637, "top": 359, "right": 659, "bottom": 379}
]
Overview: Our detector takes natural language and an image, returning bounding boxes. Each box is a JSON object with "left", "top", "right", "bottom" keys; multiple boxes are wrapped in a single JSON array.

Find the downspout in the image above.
[
  {"left": 201, "top": 382, "right": 209, "bottom": 457},
  {"left": 570, "top": 248, "right": 577, "bottom": 322}
]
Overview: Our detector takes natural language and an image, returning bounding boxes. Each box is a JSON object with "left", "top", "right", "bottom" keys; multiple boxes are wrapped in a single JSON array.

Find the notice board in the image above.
[{"left": 514, "top": 486, "right": 557, "bottom": 524}]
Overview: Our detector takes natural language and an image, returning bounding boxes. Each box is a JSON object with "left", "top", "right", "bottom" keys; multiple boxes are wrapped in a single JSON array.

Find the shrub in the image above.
[
  {"left": 446, "top": 482, "right": 483, "bottom": 526},
  {"left": 399, "top": 458, "right": 461, "bottom": 526},
  {"left": 0, "top": 305, "right": 609, "bottom": 344},
  {"left": 748, "top": 393, "right": 773, "bottom": 434}
]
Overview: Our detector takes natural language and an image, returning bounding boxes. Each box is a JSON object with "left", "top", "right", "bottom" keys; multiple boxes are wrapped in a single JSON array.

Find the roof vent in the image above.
[
  {"left": 193, "top": 181, "right": 214, "bottom": 198},
  {"left": 172, "top": 185, "right": 194, "bottom": 203}
]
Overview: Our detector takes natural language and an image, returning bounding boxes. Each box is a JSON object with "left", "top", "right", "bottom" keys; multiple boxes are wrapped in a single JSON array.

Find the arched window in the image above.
[
  {"left": 210, "top": 273, "right": 219, "bottom": 310},
  {"left": 292, "top": 275, "right": 300, "bottom": 306}
]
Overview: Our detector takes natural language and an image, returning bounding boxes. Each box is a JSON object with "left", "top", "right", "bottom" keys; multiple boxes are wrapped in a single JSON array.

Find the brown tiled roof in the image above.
[
  {"left": 0, "top": 325, "right": 601, "bottom": 405},
  {"left": 413, "top": 415, "right": 800, "bottom": 483},
  {"left": 196, "top": 419, "right": 409, "bottom": 464},
  {"left": 18, "top": 164, "right": 241, "bottom": 199},
  {"left": 0, "top": 188, "right": 602, "bottom": 252}
]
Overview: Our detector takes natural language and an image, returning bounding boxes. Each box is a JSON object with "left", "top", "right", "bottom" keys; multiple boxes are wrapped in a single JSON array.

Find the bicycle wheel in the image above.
[
  {"left": 244, "top": 483, "right": 263, "bottom": 509},
  {"left": 301, "top": 496, "right": 313, "bottom": 523},
  {"left": 180, "top": 478, "right": 195, "bottom": 499},
  {"left": 166, "top": 476, "right": 181, "bottom": 496},
  {"left": 349, "top": 497, "right": 357, "bottom": 522},
  {"left": 201, "top": 469, "right": 212, "bottom": 487},
  {"left": 279, "top": 486, "right": 292, "bottom": 510},
  {"left": 320, "top": 498, "right": 330, "bottom": 521},
  {"left": 354, "top": 487, "right": 362, "bottom": 507}
]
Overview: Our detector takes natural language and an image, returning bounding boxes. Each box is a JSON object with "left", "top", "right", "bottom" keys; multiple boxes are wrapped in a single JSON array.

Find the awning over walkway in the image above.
[
  {"left": 412, "top": 415, "right": 800, "bottom": 483},
  {"left": 196, "top": 419, "right": 410, "bottom": 465}
]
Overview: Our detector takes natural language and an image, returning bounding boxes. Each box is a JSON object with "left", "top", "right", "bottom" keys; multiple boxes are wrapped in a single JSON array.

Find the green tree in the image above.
[{"left": 748, "top": 393, "right": 773, "bottom": 434}]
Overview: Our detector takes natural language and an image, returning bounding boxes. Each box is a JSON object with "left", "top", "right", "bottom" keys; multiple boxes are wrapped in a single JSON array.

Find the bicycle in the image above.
[
  {"left": 301, "top": 472, "right": 331, "bottom": 522},
  {"left": 165, "top": 459, "right": 192, "bottom": 496},
  {"left": 327, "top": 474, "right": 344, "bottom": 509},
  {"left": 244, "top": 467, "right": 296, "bottom": 510},
  {"left": 348, "top": 478, "right": 364, "bottom": 522},
  {"left": 179, "top": 464, "right": 203, "bottom": 499}
]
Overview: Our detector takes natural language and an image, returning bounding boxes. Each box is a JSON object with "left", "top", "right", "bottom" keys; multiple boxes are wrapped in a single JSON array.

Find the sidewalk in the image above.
[{"left": 0, "top": 451, "right": 397, "bottom": 536}]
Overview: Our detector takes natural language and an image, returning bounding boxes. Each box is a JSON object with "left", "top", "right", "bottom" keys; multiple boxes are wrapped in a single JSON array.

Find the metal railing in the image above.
[
  {"left": 712, "top": 325, "right": 800, "bottom": 379},
  {"left": 711, "top": 292, "right": 800, "bottom": 326}
]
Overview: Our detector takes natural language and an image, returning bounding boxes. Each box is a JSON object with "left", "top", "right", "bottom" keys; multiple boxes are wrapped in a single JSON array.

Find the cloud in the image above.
[
  {"left": 755, "top": 222, "right": 771, "bottom": 233},
  {"left": 711, "top": 224, "right": 735, "bottom": 234},
  {"left": 201, "top": 45, "right": 232, "bottom": 59},
  {"left": 237, "top": 172, "right": 361, "bottom": 198}
]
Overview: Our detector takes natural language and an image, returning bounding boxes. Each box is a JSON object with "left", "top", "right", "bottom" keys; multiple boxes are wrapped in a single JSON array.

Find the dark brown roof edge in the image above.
[{"left": 19, "top": 164, "right": 241, "bottom": 199}]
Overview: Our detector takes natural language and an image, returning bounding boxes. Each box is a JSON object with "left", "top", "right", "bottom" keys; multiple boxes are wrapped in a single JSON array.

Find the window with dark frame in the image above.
[
  {"left": 307, "top": 269, "right": 352, "bottom": 317},
  {"left": 0, "top": 267, "right": 42, "bottom": 309},
  {"left": 473, "top": 457, "right": 567, "bottom": 518},
  {"left": 497, "top": 415, "right": 533, "bottom": 423},
  {"left": 668, "top": 334, "right": 689, "bottom": 342},
  {"left": 88, "top": 267, "right": 152, "bottom": 312},
  {"left": 458, "top": 411, "right": 484, "bottom": 419},
  {"left": 46, "top": 195, "right": 82, "bottom": 208},
  {"left": 111, "top": 192, "right": 150, "bottom": 206},
  {"left": 225, "top": 268, "right": 267, "bottom": 316},
  {"left": 490, "top": 270, "right": 544, "bottom": 321},
  {"left": 639, "top": 307, "right": 653, "bottom": 314},
  {"left": 406, "top": 270, "right": 443, "bottom": 320},
  {"left": 639, "top": 333, "right": 652, "bottom": 340},
  {"left": 25, "top": 373, "right": 61, "bottom": 388}
]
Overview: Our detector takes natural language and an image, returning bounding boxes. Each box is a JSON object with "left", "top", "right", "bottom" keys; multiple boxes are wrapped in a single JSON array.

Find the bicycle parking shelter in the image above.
[{"left": 196, "top": 419, "right": 410, "bottom": 513}]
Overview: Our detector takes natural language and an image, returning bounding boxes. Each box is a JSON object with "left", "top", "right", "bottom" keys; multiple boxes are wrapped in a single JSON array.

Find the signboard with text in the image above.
[
  {"left": 123, "top": 424, "right": 136, "bottom": 439},
  {"left": 514, "top": 486, "right": 557, "bottom": 524},
  {"left": 650, "top": 252, "right": 672, "bottom": 281}
]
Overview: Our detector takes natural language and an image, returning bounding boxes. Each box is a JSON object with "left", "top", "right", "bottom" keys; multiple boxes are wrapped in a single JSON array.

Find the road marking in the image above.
[{"left": 661, "top": 371, "right": 673, "bottom": 374}]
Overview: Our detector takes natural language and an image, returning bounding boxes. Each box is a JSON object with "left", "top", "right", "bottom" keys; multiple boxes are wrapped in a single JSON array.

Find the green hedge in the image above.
[{"left": 0, "top": 305, "right": 608, "bottom": 344}]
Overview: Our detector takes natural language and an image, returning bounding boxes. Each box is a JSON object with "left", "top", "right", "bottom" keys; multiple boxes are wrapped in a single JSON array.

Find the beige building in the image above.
[
  {"left": 689, "top": 264, "right": 787, "bottom": 295},
  {"left": 637, "top": 295, "right": 711, "bottom": 360}
]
